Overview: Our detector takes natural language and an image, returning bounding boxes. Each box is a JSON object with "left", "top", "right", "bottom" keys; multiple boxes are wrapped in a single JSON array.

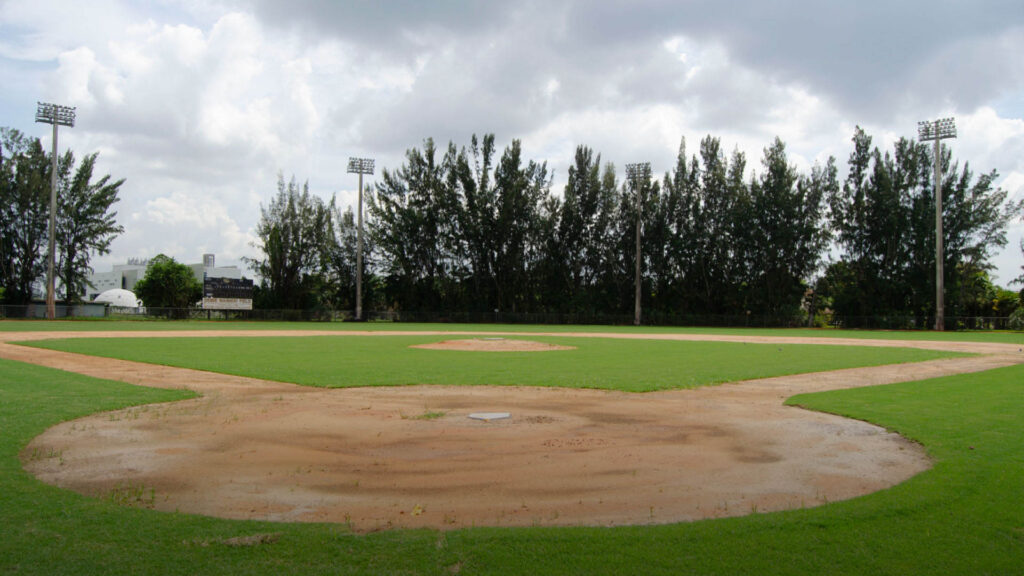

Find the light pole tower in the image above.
[
  {"left": 625, "top": 162, "right": 650, "bottom": 326},
  {"left": 917, "top": 117, "right": 956, "bottom": 331},
  {"left": 35, "top": 102, "right": 76, "bottom": 320},
  {"left": 347, "top": 157, "right": 374, "bottom": 321}
]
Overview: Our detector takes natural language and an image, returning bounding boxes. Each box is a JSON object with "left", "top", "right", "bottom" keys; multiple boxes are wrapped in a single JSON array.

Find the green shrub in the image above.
[{"left": 1009, "top": 307, "right": 1024, "bottom": 331}]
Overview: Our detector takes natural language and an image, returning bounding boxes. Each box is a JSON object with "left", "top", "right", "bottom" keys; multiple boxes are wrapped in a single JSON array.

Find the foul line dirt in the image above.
[{"left": 3, "top": 329, "right": 1022, "bottom": 531}]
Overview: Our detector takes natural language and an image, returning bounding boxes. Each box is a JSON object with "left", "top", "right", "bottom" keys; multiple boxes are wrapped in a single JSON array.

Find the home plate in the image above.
[{"left": 468, "top": 412, "right": 511, "bottom": 422}]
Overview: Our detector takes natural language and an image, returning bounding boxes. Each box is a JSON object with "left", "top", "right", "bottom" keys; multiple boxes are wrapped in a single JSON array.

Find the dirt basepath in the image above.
[{"left": 4, "top": 329, "right": 1022, "bottom": 531}]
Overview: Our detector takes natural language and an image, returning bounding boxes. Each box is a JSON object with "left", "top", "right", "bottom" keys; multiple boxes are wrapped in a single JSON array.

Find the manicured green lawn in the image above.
[
  {"left": 22, "top": 336, "right": 962, "bottom": 392},
  {"left": 2, "top": 356, "right": 1023, "bottom": 574},
  {"left": 3, "top": 318, "right": 1023, "bottom": 344}
]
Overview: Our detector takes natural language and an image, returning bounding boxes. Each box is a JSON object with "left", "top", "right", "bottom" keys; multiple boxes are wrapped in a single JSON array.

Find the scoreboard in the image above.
[{"left": 202, "top": 277, "right": 254, "bottom": 310}]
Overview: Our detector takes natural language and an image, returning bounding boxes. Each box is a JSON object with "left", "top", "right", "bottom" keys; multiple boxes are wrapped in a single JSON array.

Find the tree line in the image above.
[
  {"left": 252, "top": 129, "right": 1022, "bottom": 324},
  {"left": 0, "top": 127, "right": 124, "bottom": 305},
  {"left": 246, "top": 175, "right": 369, "bottom": 312},
  {"left": 824, "top": 128, "right": 1021, "bottom": 322}
]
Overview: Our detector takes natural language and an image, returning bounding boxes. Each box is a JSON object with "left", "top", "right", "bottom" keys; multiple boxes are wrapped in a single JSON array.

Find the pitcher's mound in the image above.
[{"left": 411, "top": 338, "right": 575, "bottom": 352}]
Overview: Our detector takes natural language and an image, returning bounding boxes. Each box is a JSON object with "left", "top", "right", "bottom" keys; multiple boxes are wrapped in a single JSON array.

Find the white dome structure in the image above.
[{"left": 93, "top": 288, "right": 140, "bottom": 308}]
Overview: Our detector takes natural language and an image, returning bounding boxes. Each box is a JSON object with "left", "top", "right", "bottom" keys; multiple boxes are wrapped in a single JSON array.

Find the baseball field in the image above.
[{"left": 1, "top": 321, "right": 1023, "bottom": 574}]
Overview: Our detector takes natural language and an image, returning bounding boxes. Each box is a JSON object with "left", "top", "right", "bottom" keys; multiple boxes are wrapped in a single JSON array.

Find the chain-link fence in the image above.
[{"left": 2, "top": 303, "right": 1018, "bottom": 332}]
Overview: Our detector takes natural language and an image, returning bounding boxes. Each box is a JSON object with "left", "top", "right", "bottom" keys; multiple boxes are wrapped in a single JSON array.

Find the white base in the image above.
[{"left": 468, "top": 412, "right": 511, "bottom": 421}]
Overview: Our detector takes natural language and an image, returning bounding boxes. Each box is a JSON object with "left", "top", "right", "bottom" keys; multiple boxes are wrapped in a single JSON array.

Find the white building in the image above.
[
  {"left": 85, "top": 254, "right": 244, "bottom": 301},
  {"left": 85, "top": 258, "right": 148, "bottom": 300},
  {"left": 190, "top": 254, "right": 242, "bottom": 282},
  {"left": 93, "top": 288, "right": 141, "bottom": 308}
]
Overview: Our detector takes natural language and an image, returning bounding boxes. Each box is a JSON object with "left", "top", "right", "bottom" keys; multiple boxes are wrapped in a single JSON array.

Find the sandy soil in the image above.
[{"left": 4, "top": 329, "right": 1022, "bottom": 531}]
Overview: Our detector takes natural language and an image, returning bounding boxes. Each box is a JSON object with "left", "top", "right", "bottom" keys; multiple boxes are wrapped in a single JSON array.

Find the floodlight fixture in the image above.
[
  {"left": 35, "top": 102, "right": 76, "bottom": 320},
  {"left": 917, "top": 117, "right": 957, "bottom": 331},
  {"left": 625, "top": 162, "right": 651, "bottom": 327},
  {"left": 348, "top": 157, "right": 375, "bottom": 321},
  {"left": 917, "top": 117, "right": 956, "bottom": 141},
  {"left": 347, "top": 157, "right": 375, "bottom": 175},
  {"left": 624, "top": 162, "right": 651, "bottom": 182},
  {"left": 36, "top": 102, "right": 76, "bottom": 128}
]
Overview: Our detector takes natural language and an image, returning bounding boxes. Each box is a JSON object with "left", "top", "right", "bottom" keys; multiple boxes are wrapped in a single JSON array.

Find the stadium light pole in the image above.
[
  {"left": 35, "top": 102, "right": 76, "bottom": 321},
  {"left": 917, "top": 117, "right": 956, "bottom": 331},
  {"left": 347, "top": 157, "right": 374, "bottom": 321},
  {"left": 625, "top": 162, "right": 650, "bottom": 326}
]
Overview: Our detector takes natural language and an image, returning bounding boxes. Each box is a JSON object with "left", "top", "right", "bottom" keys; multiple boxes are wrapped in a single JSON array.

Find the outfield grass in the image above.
[
  {"left": 2, "top": 356, "right": 1022, "bottom": 574},
  {"left": 23, "top": 335, "right": 963, "bottom": 392},
  {"left": 3, "top": 318, "right": 1023, "bottom": 344}
]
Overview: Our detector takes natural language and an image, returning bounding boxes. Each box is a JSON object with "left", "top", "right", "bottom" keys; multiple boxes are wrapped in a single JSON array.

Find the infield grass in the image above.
[
  {"left": 2, "top": 356, "right": 1022, "bottom": 574},
  {"left": 22, "top": 335, "right": 963, "bottom": 392}
]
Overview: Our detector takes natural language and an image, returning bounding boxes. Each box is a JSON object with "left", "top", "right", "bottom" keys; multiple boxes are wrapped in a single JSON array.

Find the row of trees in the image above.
[
  {"left": 252, "top": 129, "right": 1022, "bottom": 322},
  {"left": 0, "top": 127, "right": 124, "bottom": 305},
  {"left": 246, "top": 175, "right": 368, "bottom": 311},
  {"left": 824, "top": 128, "right": 1021, "bottom": 320},
  {"left": 367, "top": 134, "right": 834, "bottom": 318},
  {"left": 6, "top": 120, "right": 1015, "bottom": 324}
]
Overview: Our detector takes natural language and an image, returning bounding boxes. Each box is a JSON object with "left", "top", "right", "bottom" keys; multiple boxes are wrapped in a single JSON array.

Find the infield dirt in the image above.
[{"left": 5, "top": 329, "right": 1022, "bottom": 531}]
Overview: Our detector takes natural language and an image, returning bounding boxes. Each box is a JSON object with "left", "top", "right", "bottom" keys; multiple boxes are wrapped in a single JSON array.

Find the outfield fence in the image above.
[
  {"left": 0, "top": 303, "right": 1017, "bottom": 331},
  {"left": 0, "top": 303, "right": 108, "bottom": 319}
]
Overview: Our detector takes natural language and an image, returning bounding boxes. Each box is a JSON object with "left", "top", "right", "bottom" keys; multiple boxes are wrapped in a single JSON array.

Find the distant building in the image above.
[
  {"left": 85, "top": 258, "right": 149, "bottom": 300},
  {"left": 85, "top": 254, "right": 247, "bottom": 303},
  {"left": 190, "top": 253, "right": 243, "bottom": 283},
  {"left": 93, "top": 288, "right": 141, "bottom": 308}
]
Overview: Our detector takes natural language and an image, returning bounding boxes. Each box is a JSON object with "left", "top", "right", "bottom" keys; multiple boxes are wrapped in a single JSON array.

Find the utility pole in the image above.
[
  {"left": 625, "top": 162, "right": 650, "bottom": 326},
  {"left": 917, "top": 118, "right": 956, "bottom": 331},
  {"left": 35, "top": 102, "right": 76, "bottom": 320},
  {"left": 347, "top": 157, "right": 374, "bottom": 321}
]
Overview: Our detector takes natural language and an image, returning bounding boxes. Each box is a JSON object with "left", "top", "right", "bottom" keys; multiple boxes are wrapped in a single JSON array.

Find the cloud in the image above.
[
  {"left": 39, "top": 12, "right": 324, "bottom": 181},
  {"left": 559, "top": 2, "right": 1024, "bottom": 120},
  {"left": 246, "top": 0, "right": 518, "bottom": 56},
  {"left": 3, "top": 0, "right": 1022, "bottom": 283},
  {"left": 246, "top": 0, "right": 1024, "bottom": 130},
  {"left": 0, "top": 0, "right": 133, "bottom": 61},
  {"left": 138, "top": 190, "right": 254, "bottom": 255}
]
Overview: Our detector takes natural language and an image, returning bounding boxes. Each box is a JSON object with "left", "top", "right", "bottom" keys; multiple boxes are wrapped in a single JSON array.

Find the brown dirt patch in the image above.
[
  {"left": 4, "top": 328, "right": 1022, "bottom": 532},
  {"left": 411, "top": 338, "right": 575, "bottom": 351}
]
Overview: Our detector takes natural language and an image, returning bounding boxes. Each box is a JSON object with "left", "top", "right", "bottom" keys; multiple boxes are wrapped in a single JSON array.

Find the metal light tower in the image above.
[
  {"left": 35, "top": 102, "right": 76, "bottom": 320},
  {"left": 347, "top": 157, "right": 374, "bottom": 321},
  {"left": 918, "top": 117, "right": 956, "bottom": 331},
  {"left": 625, "top": 162, "right": 650, "bottom": 326}
]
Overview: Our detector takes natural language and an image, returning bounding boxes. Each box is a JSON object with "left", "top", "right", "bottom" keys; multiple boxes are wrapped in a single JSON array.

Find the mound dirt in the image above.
[{"left": 410, "top": 338, "right": 575, "bottom": 351}]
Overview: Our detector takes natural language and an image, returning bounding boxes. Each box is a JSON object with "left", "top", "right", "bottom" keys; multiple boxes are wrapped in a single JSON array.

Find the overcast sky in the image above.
[{"left": 2, "top": 0, "right": 1022, "bottom": 285}]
